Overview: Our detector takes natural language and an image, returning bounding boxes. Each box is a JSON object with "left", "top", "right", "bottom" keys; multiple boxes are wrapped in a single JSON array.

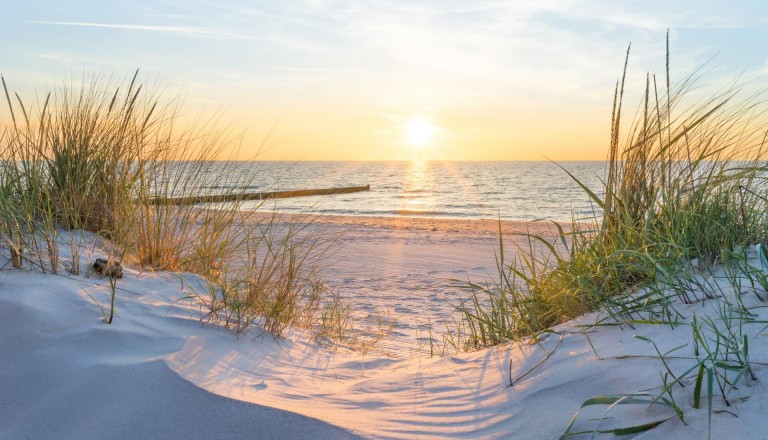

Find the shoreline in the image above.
[{"left": 243, "top": 210, "right": 581, "bottom": 237}]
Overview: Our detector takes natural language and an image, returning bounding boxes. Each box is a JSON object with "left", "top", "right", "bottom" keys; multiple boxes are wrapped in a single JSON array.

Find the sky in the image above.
[{"left": 2, "top": 1, "right": 768, "bottom": 161}]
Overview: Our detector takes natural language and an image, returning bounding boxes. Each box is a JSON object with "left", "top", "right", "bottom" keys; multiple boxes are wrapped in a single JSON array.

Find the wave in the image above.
[
  {"left": 202, "top": 185, "right": 263, "bottom": 191},
  {"left": 394, "top": 194, "right": 427, "bottom": 199},
  {"left": 445, "top": 203, "right": 489, "bottom": 209},
  {"left": 393, "top": 209, "right": 455, "bottom": 216}
]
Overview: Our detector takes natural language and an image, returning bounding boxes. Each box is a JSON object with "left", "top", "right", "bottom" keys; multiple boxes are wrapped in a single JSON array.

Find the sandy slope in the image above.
[
  {"left": 0, "top": 269, "right": 359, "bottom": 440},
  {"left": 2, "top": 217, "right": 768, "bottom": 439}
]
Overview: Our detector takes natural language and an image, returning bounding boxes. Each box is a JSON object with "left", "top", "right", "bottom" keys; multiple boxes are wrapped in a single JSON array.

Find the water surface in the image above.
[{"left": 197, "top": 161, "right": 607, "bottom": 222}]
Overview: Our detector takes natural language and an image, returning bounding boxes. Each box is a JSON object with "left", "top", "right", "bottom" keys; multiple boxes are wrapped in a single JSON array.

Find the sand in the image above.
[{"left": 2, "top": 215, "right": 767, "bottom": 439}]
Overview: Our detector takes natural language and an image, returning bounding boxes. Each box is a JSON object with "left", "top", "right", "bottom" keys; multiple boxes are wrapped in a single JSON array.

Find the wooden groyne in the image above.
[{"left": 148, "top": 185, "right": 370, "bottom": 205}]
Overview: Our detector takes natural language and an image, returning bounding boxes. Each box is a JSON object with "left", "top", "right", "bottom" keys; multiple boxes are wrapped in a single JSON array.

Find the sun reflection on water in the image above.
[{"left": 399, "top": 160, "right": 435, "bottom": 215}]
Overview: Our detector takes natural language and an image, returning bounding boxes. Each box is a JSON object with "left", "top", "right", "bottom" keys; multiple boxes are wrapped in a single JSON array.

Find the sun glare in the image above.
[{"left": 404, "top": 118, "right": 437, "bottom": 147}]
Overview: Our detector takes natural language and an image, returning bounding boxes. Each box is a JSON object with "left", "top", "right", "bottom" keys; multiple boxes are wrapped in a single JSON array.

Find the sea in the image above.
[{"left": 197, "top": 161, "right": 607, "bottom": 222}]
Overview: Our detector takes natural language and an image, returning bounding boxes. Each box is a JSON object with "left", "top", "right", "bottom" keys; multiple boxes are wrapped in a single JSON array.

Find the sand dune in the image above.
[{"left": 2, "top": 216, "right": 767, "bottom": 439}]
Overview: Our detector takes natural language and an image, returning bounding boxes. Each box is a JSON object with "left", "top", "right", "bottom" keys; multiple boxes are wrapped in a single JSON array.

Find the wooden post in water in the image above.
[{"left": 148, "top": 185, "right": 370, "bottom": 205}]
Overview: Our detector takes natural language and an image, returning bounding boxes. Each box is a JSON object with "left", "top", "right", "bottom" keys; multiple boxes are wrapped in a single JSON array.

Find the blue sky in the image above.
[{"left": 2, "top": 1, "right": 768, "bottom": 160}]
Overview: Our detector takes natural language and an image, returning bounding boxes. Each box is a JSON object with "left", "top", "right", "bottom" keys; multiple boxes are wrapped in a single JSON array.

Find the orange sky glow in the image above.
[{"left": 3, "top": 2, "right": 768, "bottom": 161}]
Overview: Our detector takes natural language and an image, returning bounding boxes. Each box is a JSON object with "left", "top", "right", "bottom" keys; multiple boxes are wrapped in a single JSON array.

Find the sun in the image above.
[{"left": 404, "top": 118, "right": 437, "bottom": 147}]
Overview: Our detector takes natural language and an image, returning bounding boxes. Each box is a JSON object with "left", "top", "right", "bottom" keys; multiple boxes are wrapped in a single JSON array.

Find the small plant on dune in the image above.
[
  {"left": 559, "top": 393, "right": 683, "bottom": 439},
  {"left": 315, "top": 289, "right": 352, "bottom": 343},
  {"left": 130, "top": 129, "right": 251, "bottom": 274},
  {"left": 1, "top": 219, "right": 23, "bottom": 269},
  {"left": 85, "top": 252, "right": 126, "bottom": 324},
  {"left": 341, "top": 309, "right": 397, "bottom": 356},
  {"left": 450, "top": 222, "right": 558, "bottom": 350},
  {"left": 196, "top": 212, "right": 343, "bottom": 338},
  {"left": 562, "top": 264, "right": 765, "bottom": 439}
]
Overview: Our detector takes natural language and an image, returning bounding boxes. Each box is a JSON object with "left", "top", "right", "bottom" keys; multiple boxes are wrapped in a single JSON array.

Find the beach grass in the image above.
[
  {"left": 451, "top": 33, "right": 768, "bottom": 437},
  {"left": 0, "top": 71, "right": 348, "bottom": 338},
  {"left": 454, "top": 35, "right": 768, "bottom": 349}
]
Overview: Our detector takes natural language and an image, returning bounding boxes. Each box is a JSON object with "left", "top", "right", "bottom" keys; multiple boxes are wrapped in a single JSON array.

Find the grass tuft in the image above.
[
  {"left": 453, "top": 33, "right": 768, "bottom": 350},
  {"left": 452, "top": 32, "right": 768, "bottom": 437},
  {"left": 0, "top": 72, "right": 348, "bottom": 338}
]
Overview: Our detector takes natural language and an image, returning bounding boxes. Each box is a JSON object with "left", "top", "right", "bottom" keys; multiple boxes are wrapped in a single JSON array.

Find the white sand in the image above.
[{"left": 2, "top": 217, "right": 768, "bottom": 439}]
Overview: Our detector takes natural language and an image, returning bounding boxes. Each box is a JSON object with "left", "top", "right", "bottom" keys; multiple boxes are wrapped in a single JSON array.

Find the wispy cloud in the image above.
[
  {"left": 11, "top": 0, "right": 766, "bottom": 152},
  {"left": 28, "top": 21, "right": 253, "bottom": 40}
]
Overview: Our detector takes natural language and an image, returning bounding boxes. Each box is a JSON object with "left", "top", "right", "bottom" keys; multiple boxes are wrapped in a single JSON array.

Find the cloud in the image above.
[
  {"left": 28, "top": 21, "right": 253, "bottom": 40},
  {"left": 18, "top": 1, "right": 765, "bottom": 117}
]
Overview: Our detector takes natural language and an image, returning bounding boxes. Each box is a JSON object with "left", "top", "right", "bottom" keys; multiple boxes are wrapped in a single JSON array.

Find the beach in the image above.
[
  {"left": 5, "top": 4, "right": 768, "bottom": 438},
  {"left": 278, "top": 213, "right": 570, "bottom": 356},
  {"left": 3, "top": 213, "right": 768, "bottom": 439}
]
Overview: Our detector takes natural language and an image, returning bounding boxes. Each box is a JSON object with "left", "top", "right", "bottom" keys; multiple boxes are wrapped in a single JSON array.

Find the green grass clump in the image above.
[
  {"left": 1, "top": 72, "right": 153, "bottom": 239},
  {"left": 450, "top": 32, "right": 768, "bottom": 438},
  {"left": 431, "top": 33, "right": 768, "bottom": 440},
  {"left": 200, "top": 212, "right": 342, "bottom": 337},
  {"left": 454, "top": 36, "right": 768, "bottom": 348},
  {"left": 0, "top": 71, "right": 348, "bottom": 338}
]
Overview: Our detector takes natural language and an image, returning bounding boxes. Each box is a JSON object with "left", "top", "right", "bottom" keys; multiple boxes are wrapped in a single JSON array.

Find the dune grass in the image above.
[
  {"left": 451, "top": 34, "right": 768, "bottom": 437},
  {"left": 0, "top": 71, "right": 349, "bottom": 338},
  {"left": 453, "top": 37, "right": 768, "bottom": 350}
]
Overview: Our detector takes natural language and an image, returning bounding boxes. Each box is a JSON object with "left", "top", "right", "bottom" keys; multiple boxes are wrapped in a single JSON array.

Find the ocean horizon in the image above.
[{"left": 194, "top": 160, "right": 608, "bottom": 222}]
